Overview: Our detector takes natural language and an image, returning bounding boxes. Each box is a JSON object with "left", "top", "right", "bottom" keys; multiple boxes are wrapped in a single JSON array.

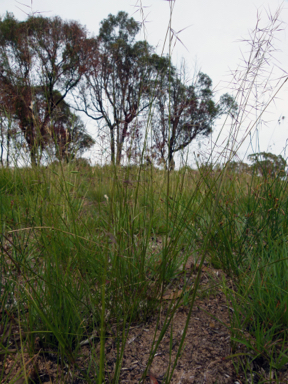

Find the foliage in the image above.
[
  {"left": 0, "top": 11, "right": 236, "bottom": 167},
  {"left": 248, "top": 152, "right": 287, "bottom": 178},
  {"left": 41, "top": 89, "right": 95, "bottom": 162},
  {"left": 151, "top": 67, "right": 237, "bottom": 168},
  {"left": 73, "top": 11, "right": 158, "bottom": 165},
  {"left": 0, "top": 13, "right": 92, "bottom": 165},
  {"left": 225, "top": 160, "right": 251, "bottom": 174}
]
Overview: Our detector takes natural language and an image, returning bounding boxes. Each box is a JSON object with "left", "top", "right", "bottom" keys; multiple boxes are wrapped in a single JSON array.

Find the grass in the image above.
[
  {"left": 0, "top": 163, "right": 193, "bottom": 381},
  {"left": 1, "top": 162, "right": 288, "bottom": 383},
  {"left": 1, "top": 3, "right": 288, "bottom": 383}
]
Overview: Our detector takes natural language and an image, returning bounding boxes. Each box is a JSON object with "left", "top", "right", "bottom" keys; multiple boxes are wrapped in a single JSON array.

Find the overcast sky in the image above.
[{"left": 1, "top": 0, "right": 288, "bottom": 166}]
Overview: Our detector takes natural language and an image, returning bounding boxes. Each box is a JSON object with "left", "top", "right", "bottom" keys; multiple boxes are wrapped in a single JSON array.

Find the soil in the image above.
[
  {"left": 1, "top": 292, "right": 236, "bottom": 384},
  {"left": 2, "top": 257, "right": 288, "bottom": 383}
]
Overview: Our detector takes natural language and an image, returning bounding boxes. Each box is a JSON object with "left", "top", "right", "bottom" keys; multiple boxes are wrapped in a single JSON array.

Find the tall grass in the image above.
[
  {"left": 2, "top": 163, "right": 288, "bottom": 382},
  {"left": 0, "top": 162, "right": 201, "bottom": 382},
  {"left": 1, "top": 3, "right": 288, "bottom": 384}
]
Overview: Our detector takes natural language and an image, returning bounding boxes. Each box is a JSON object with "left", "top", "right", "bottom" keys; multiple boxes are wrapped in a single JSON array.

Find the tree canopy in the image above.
[
  {"left": 248, "top": 152, "right": 286, "bottom": 178},
  {"left": 151, "top": 67, "right": 237, "bottom": 168},
  {"left": 0, "top": 12, "right": 93, "bottom": 165},
  {"left": 73, "top": 11, "right": 159, "bottom": 165},
  {"left": 0, "top": 10, "right": 237, "bottom": 167}
]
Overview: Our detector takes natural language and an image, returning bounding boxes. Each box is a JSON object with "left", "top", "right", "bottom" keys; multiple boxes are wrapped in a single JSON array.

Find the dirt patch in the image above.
[
  {"left": 117, "top": 294, "right": 235, "bottom": 384},
  {"left": 2, "top": 246, "right": 288, "bottom": 383},
  {"left": 1, "top": 266, "right": 238, "bottom": 384},
  {"left": 2, "top": 288, "right": 288, "bottom": 383}
]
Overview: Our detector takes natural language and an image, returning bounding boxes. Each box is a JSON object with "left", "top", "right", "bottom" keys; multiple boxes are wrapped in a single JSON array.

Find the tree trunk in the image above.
[
  {"left": 0, "top": 118, "right": 4, "bottom": 167},
  {"left": 167, "top": 122, "right": 177, "bottom": 170},
  {"left": 168, "top": 143, "right": 174, "bottom": 171},
  {"left": 116, "top": 121, "right": 129, "bottom": 165},
  {"left": 116, "top": 141, "right": 123, "bottom": 166},
  {"left": 6, "top": 121, "right": 10, "bottom": 167},
  {"left": 169, "top": 156, "right": 175, "bottom": 171},
  {"left": 110, "top": 127, "right": 115, "bottom": 164},
  {"left": 30, "top": 145, "right": 38, "bottom": 166}
]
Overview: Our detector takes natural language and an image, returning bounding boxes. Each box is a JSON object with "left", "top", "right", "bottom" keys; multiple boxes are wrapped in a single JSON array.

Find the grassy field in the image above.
[
  {"left": 1, "top": 162, "right": 288, "bottom": 383},
  {"left": 1, "top": 3, "right": 287, "bottom": 381}
]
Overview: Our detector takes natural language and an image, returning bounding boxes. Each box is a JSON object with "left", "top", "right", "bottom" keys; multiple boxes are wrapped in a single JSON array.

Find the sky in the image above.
[{"left": 1, "top": 0, "right": 288, "bottom": 166}]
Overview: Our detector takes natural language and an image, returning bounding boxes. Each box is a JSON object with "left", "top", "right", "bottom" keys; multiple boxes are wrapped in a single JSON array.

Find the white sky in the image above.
[{"left": 1, "top": 0, "right": 288, "bottom": 166}]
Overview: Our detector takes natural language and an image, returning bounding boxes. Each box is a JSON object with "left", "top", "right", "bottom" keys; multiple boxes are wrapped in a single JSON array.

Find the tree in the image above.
[
  {"left": 226, "top": 160, "right": 251, "bottom": 174},
  {"left": 52, "top": 116, "right": 95, "bottom": 163},
  {"left": 248, "top": 152, "right": 286, "bottom": 178},
  {"left": 73, "top": 11, "right": 159, "bottom": 165},
  {"left": 0, "top": 13, "right": 92, "bottom": 165},
  {"left": 41, "top": 90, "right": 95, "bottom": 162},
  {"left": 151, "top": 68, "right": 237, "bottom": 169},
  {"left": 0, "top": 106, "right": 17, "bottom": 166}
]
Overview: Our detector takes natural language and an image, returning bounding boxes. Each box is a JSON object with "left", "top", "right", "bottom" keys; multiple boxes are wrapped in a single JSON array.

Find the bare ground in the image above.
[{"left": 1, "top": 256, "right": 288, "bottom": 383}]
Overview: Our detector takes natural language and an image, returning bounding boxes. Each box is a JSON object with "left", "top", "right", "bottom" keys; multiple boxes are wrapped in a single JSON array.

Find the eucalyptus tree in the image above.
[
  {"left": 0, "top": 106, "right": 17, "bottom": 166},
  {"left": 248, "top": 152, "right": 286, "bottom": 178},
  {"left": 39, "top": 90, "right": 95, "bottom": 162},
  {"left": 151, "top": 69, "right": 237, "bottom": 169},
  {"left": 0, "top": 13, "right": 92, "bottom": 165},
  {"left": 73, "top": 11, "right": 162, "bottom": 165}
]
